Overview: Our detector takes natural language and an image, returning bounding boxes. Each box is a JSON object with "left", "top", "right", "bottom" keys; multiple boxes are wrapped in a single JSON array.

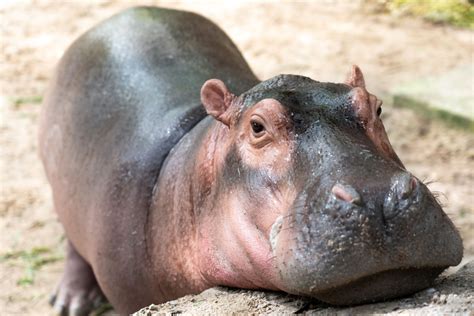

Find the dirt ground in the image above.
[{"left": 0, "top": 1, "right": 472, "bottom": 315}]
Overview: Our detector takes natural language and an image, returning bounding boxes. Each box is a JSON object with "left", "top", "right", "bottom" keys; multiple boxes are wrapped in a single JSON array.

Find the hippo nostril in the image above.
[
  {"left": 332, "top": 184, "right": 362, "bottom": 205},
  {"left": 399, "top": 175, "right": 418, "bottom": 199},
  {"left": 384, "top": 174, "right": 419, "bottom": 220}
]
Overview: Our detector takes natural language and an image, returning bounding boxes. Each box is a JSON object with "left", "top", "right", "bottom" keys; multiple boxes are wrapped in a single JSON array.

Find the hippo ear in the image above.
[
  {"left": 345, "top": 65, "right": 366, "bottom": 88},
  {"left": 201, "top": 79, "right": 234, "bottom": 126}
]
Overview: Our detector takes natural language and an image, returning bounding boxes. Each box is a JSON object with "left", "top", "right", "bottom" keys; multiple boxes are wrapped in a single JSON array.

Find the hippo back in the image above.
[{"left": 39, "top": 7, "right": 258, "bottom": 307}]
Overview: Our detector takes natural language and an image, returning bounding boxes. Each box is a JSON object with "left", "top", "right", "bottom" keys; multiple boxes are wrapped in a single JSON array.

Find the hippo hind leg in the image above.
[{"left": 50, "top": 241, "right": 106, "bottom": 316}]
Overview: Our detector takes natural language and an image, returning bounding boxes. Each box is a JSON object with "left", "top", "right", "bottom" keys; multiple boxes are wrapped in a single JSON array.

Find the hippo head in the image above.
[{"left": 197, "top": 66, "right": 463, "bottom": 305}]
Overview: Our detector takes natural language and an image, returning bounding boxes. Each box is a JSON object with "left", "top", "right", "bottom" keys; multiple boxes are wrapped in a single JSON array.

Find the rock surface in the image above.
[{"left": 134, "top": 260, "right": 473, "bottom": 315}]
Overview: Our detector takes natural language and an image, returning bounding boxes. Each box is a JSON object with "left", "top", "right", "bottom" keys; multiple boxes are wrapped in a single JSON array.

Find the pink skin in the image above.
[
  {"left": 197, "top": 194, "right": 279, "bottom": 289},
  {"left": 194, "top": 80, "right": 295, "bottom": 291}
]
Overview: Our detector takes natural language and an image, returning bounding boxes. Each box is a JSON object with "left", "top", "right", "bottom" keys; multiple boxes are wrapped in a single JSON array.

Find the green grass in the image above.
[
  {"left": 0, "top": 246, "right": 63, "bottom": 286},
  {"left": 92, "top": 303, "right": 114, "bottom": 316},
  {"left": 387, "top": 0, "right": 474, "bottom": 29},
  {"left": 10, "top": 95, "right": 43, "bottom": 108}
]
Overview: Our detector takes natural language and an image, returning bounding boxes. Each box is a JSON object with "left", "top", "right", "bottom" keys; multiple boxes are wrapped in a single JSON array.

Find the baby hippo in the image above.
[{"left": 39, "top": 6, "right": 463, "bottom": 315}]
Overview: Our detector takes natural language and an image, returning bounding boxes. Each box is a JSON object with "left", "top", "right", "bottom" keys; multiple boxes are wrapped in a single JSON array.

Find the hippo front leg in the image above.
[{"left": 50, "top": 241, "right": 106, "bottom": 316}]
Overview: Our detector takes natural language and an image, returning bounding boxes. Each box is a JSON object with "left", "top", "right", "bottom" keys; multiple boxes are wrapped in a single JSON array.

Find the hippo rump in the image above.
[{"left": 39, "top": 6, "right": 463, "bottom": 315}]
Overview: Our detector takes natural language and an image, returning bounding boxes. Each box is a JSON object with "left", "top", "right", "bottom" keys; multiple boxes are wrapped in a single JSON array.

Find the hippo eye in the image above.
[
  {"left": 377, "top": 107, "right": 382, "bottom": 117},
  {"left": 251, "top": 120, "right": 265, "bottom": 136}
]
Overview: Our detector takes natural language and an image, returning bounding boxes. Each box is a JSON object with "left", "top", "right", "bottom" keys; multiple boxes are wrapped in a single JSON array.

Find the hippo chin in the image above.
[{"left": 39, "top": 6, "right": 463, "bottom": 315}]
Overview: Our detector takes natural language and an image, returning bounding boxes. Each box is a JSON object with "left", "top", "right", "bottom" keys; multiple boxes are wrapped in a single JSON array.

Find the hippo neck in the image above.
[{"left": 145, "top": 116, "right": 223, "bottom": 299}]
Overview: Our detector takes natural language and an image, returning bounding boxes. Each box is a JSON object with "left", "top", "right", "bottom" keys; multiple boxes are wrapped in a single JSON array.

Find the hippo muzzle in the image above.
[{"left": 271, "top": 138, "right": 463, "bottom": 304}]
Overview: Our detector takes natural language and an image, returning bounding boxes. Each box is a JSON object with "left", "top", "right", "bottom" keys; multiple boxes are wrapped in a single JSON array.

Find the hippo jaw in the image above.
[{"left": 304, "top": 267, "right": 445, "bottom": 305}]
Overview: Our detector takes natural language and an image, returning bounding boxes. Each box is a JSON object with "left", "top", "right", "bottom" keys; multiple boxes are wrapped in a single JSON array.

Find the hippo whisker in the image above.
[
  {"left": 431, "top": 191, "right": 448, "bottom": 208},
  {"left": 422, "top": 178, "right": 438, "bottom": 186}
]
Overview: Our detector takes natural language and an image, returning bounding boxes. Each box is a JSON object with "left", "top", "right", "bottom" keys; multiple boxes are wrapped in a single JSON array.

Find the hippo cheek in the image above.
[
  {"left": 270, "top": 179, "right": 463, "bottom": 305},
  {"left": 198, "top": 191, "right": 283, "bottom": 291}
]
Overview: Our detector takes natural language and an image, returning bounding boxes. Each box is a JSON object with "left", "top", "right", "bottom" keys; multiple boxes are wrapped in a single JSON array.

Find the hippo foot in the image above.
[{"left": 50, "top": 241, "right": 106, "bottom": 316}]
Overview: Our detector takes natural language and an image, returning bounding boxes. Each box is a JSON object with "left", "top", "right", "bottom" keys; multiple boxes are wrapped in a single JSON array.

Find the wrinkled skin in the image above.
[{"left": 39, "top": 7, "right": 463, "bottom": 315}]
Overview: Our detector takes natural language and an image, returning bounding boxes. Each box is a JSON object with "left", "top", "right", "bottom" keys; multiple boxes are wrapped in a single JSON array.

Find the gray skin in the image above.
[{"left": 39, "top": 6, "right": 463, "bottom": 316}]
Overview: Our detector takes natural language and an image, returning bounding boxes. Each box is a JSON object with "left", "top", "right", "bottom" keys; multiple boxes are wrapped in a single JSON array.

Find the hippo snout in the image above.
[
  {"left": 332, "top": 173, "right": 420, "bottom": 221},
  {"left": 272, "top": 173, "right": 463, "bottom": 305}
]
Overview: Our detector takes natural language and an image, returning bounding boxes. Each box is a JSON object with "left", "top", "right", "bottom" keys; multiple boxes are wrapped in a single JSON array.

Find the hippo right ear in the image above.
[
  {"left": 345, "top": 65, "right": 366, "bottom": 88},
  {"left": 201, "top": 79, "right": 234, "bottom": 126}
]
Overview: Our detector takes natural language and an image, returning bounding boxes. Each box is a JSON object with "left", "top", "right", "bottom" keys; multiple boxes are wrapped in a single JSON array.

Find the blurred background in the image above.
[{"left": 0, "top": 0, "right": 472, "bottom": 314}]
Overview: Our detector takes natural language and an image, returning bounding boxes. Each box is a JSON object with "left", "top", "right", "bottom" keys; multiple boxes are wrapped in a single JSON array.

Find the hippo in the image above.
[{"left": 39, "top": 6, "right": 463, "bottom": 315}]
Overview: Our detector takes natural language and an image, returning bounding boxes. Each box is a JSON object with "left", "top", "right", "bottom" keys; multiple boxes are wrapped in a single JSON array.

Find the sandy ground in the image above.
[{"left": 0, "top": 1, "right": 472, "bottom": 315}]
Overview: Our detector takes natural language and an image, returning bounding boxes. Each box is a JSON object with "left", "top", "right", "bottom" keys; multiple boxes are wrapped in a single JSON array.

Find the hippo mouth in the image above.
[{"left": 308, "top": 266, "right": 445, "bottom": 305}]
